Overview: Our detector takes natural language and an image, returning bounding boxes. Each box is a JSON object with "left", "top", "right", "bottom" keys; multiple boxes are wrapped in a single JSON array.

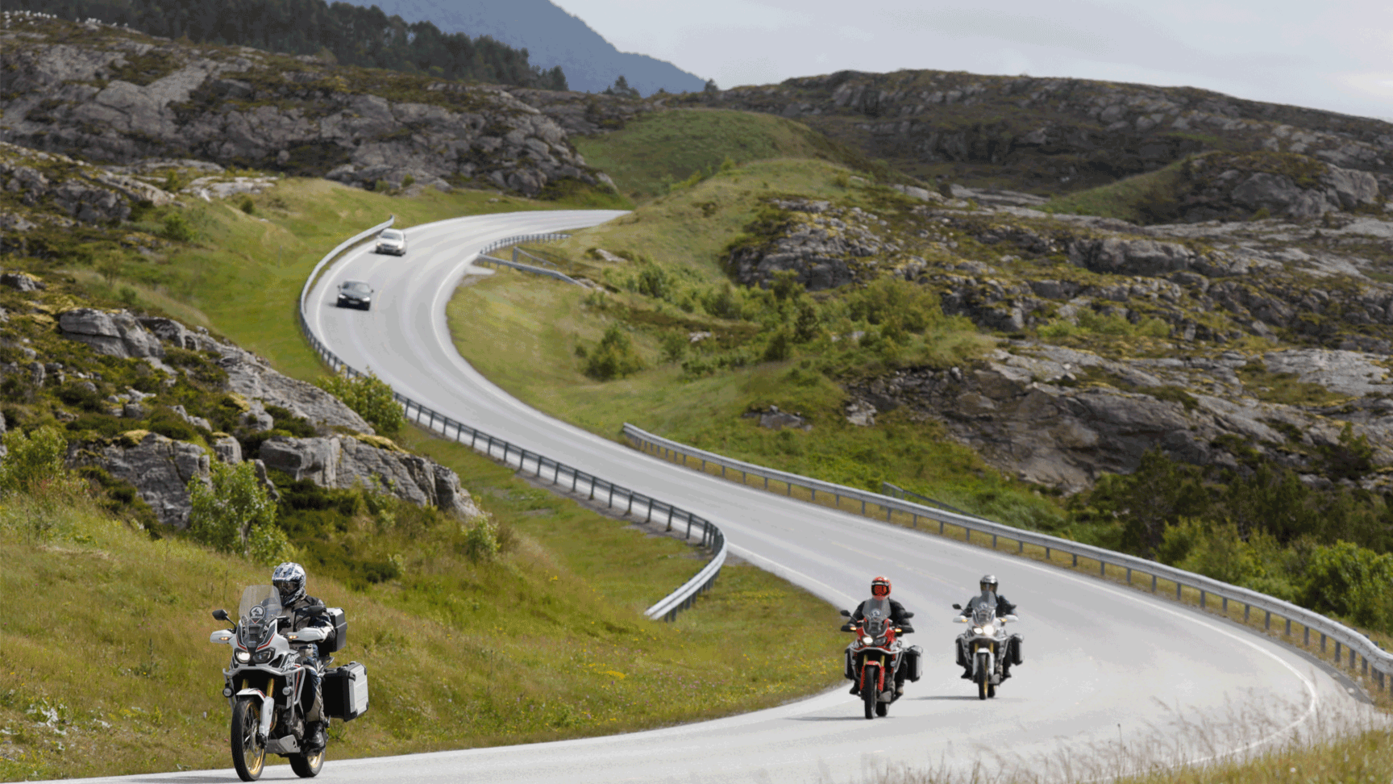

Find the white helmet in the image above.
[{"left": 272, "top": 562, "right": 307, "bottom": 606}]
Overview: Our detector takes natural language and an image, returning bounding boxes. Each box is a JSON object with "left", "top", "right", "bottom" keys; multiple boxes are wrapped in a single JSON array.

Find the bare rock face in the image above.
[
  {"left": 1, "top": 23, "right": 606, "bottom": 198},
  {"left": 75, "top": 431, "right": 211, "bottom": 528},
  {"left": 216, "top": 345, "right": 373, "bottom": 435},
  {"left": 57, "top": 308, "right": 165, "bottom": 359},
  {"left": 845, "top": 344, "right": 1393, "bottom": 494},
  {"left": 1, "top": 270, "right": 46, "bottom": 291},
  {"left": 259, "top": 435, "right": 483, "bottom": 519}
]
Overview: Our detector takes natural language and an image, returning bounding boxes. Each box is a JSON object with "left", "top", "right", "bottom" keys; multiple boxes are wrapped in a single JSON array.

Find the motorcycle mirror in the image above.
[
  {"left": 1004, "top": 614, "right": 1019, "bottom": 622},
  {"left": 951, "top": 603, "right": 962, "bottom": 610},
  {"left": 307, "top": 603, "right": 327, "bottom": 614},
  {"left": 839, "top": 609, "right": 851, "bottom": 617},
  {"left": 212, "top": 609, "right": 229, "bottom": 621}
]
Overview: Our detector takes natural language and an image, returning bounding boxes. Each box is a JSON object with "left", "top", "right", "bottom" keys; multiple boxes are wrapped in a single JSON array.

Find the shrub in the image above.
[
  {"left": 188, "top": 461, "right": 286, "bottom": 563},
  {"left": 846, "top": 276, "right": 943, "bottom": 333},
  {"left": 660, "top": 331, "right": 688, "bottom": 363},
  {"left": 1301, "top": 541, "right": 1393, "bottom": 632},
  {"left": 0, "top": 426, "right": 83, "bottom": 497},
  {"left": 460, "top": 516, "right": 499, "bottom": 561},
  {"left": 314, "top": 371, "right": 404, "bottom": 436},
  {"left": 762, "top": 328, "right": 793, "bottom": 362},
  {"left": 237, "top": 195, "right": 256, "bottom": 214},
  {"left": 161, "top": 213, "right": 196, "bottom": 242},
  {"left": 584, "top": 324, "right": 645, "bottom": 381}
]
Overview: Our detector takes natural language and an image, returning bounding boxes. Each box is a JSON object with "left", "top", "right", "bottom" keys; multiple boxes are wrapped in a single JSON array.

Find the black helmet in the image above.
[
  {"left": 980, "top": 574, "right": 998, "bottom": 593},
  {"left": 272, "top": 562, "right": 307, "bottom": 606}
]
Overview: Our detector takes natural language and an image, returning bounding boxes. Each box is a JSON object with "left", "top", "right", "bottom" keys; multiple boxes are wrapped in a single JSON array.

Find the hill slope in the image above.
[{"left": 343, "top": 0, "right": 707, "bottom": 95}]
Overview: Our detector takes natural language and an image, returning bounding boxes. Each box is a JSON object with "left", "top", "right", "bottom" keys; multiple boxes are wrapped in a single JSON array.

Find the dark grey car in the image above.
[{"left": 336, "top": 280, "right": 373, "bottom": 310}]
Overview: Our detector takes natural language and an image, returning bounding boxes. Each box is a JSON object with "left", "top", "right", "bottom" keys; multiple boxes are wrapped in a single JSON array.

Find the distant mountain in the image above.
[{"left": 339, "top": 0, "right": 707, "bottom": 96}]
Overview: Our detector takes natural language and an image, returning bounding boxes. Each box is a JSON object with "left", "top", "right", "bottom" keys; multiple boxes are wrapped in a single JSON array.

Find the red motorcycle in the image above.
[{"left": 840, "top": 608, "right": 921, "bottom": 719}]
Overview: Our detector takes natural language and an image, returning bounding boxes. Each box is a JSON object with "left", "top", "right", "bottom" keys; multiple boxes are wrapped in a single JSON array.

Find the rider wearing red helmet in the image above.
[{"left": 847, "top": 576, "right": 914, "bottom": 696}]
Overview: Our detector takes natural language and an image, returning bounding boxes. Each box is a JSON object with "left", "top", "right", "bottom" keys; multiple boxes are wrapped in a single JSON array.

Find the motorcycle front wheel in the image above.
[
  {"left": 862, "top": 669, "right": 878, "bottom": 720},
  {"left": 231, "top": 697, "right": 266, "bottom": 781},
  {"left": 975, "top": 653, "right": 989, "bottom": 701},
  {"left": 290, "top": 746, "right": 325, "bottom": 778}
]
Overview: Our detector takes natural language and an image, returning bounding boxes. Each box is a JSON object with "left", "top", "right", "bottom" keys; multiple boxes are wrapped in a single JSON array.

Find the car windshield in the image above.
[
  {"left": 342, "top": 282, "right": 372, "bottom": 294},
  {"left": 380, "top": 230, "right": 402, "bottom": 241}
]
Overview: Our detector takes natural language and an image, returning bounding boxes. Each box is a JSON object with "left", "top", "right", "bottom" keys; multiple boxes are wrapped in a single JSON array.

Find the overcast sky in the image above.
[{"left": 553, "top": 0, "right": 1392, "bottom": 121}]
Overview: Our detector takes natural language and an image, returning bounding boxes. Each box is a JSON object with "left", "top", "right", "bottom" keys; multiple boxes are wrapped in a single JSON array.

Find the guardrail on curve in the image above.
[
  {"left": 296, "top": 221, "right": 726, "bottom": 621},
  {"left": 621, "top": 423, "right": 1392, "bottom": 692}
]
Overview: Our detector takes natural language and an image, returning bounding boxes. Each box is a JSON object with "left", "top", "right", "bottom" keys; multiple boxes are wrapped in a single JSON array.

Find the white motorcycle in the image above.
[
  {"left": 210, "top": 585, "right": 366, "bottom": 781},
  {"left": 953, "top": 602, "right": 1020, "bottom": 700}
]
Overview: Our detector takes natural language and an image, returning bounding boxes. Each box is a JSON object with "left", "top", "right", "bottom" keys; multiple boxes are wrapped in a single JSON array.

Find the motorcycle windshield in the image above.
[
  {"left": 972, "top": 604, "right": 995, "bottom": 627},
  {"left": 237, "top": 585, "right": 283, "bottom": 649}
]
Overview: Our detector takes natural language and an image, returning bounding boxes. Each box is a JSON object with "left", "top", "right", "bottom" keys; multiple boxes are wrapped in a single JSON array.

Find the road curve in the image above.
[{"left": 57, "top": 211, "right": 1362, "bottom": 784}]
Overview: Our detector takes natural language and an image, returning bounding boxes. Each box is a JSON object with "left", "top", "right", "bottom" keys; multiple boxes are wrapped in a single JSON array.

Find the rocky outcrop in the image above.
[
  {"left": 57, "top": 308, "right": 165, "bottom": 359},
  {"left": 726, "top": 199, "right": 905, "bottom": 291},
  {"left": 845, "top": 345, "right": 1393, "bottom": 494},
  {"left": 74, "top": 431, "right": 211, "bottom": 528},
  {"left": 693, "top": 69, "right": 1393, "bottom": 195},
  {"left": 215, "top": 344, "right": 373, "bottom": 435},
  {"left": 259, "top": 435, "right": 483, "bottom": 519},
  {"left": 0, "top": 20, "right": 607, "bottom": 197}
]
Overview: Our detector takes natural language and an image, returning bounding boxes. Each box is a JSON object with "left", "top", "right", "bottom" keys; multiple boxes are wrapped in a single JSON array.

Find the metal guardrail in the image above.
[
  {"left": 472, "top": 233, "right": 579, "bottom": 284},
  {"left": 297, "top": 222, "right": 725, "bottom": 621},
  {"left": 882, "top": 481, "right": 971, "bottom": 516},
  {"left": 622, "top": 423, "right": 1392, "bottom": 692}
]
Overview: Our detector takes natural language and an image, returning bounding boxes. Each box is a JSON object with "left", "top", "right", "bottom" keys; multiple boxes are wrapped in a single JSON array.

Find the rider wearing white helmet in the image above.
[{"left": 272, "top": 562, "right": 334, "bottom": 752}]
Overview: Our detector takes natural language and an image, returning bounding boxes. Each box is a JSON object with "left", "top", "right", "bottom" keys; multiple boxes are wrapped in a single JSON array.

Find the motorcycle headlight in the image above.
[
  {"left": 972, "top": 626, "right": 983, "bottom": 635},
  {"left": 235, "top": 651, "right": 251, "bottom": 663},
  {"left": 983, "top": 624, "right": 995, "bottom": 636},
  {"left": 861, "top": 635, "right": 874, "bottom": 645},
  {"left": 254, "top": 649, "right": 275, "bottom": 663}
]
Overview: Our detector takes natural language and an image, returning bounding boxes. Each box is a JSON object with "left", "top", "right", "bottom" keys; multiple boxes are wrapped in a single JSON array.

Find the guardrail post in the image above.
[
  {"left": 1200, "top": 590, "right": 1206, "bottom": 609},
  {"left": 1304, "top": 627, "right": 1310, "bottom": 646},
  {"left": 1244, "top": 605, "right": 1250, "bottom": 622},
  {"left": 666, "top": 507, "right": 673, "bottom": 531},
  {"left": 993, "top": 534, "right": 998, "bottom": 548},
  {"left": 1151, "top": 575, "right": 1156, "bottom": 593},
  {"left": 1335, "top": 641, "right": 1342, "bottom": 663},
  {"left": 1176, "top": 582, "right": 1181, "bottom": 600},
  {"left": 1126, "top": 567, "right": 1132, "bottom": 585},
  {"left": 1264, "top": 611, "right": 1271, "bottom": 630}
]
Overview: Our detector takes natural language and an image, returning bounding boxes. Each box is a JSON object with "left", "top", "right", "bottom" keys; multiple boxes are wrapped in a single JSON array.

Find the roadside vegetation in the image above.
[
  {"left": 0, "top": 421, "right": 842, "bottom": 780},
  {"left": 445, "top": 148, "right": 1393, "bottom": 643}
]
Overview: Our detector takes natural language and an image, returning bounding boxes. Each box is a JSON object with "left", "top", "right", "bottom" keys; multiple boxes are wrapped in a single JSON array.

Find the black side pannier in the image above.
[
  {"left": 1009, "top": 635, "right": 1023, "bottom": 666},
  {"left": 322, "top": 661, "right": 369, "bottom": 721},
  {"left": 318, "top": 607, "right": 347, "bottom": 657},
  {"left": 903, "top": 645, "right": 924, "bottom": 682}
]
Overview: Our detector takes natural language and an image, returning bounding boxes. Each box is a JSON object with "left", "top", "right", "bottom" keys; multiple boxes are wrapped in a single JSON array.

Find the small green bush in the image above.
[
  {"left": 160, "top": 213, "right": 196, "bottom": 242},
  {"left": 188, "top": 460, "right": 288, "bottom": 564},
  {"left": 584, "top": 324, "right": 645, "bottom": 381},
  {"left": 314, "top": 371, "right": 404, "bottom": 436},
  {"left": 0, "top": 426, "right": 82, "bottom": 497},
  {"left": 1302, "top": 541, "right": 1393, "bottom": 632}
]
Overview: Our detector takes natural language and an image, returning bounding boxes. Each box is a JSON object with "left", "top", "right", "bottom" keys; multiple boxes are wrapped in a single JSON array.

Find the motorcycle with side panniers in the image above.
[
  {"left": 210, "top": 585, "right": 369, "bottom": 781},
  {"left": 839, "top": 608, "right": 923, "bottom": 719}
]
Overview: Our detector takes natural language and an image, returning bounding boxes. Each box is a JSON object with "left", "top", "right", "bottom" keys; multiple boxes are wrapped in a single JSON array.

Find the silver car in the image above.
[
  {"left": 375, "top": 229, "right": 407, "bottom": 256},
  {"left": 336, "top": 280, "right": 373, "bottom": 310}
]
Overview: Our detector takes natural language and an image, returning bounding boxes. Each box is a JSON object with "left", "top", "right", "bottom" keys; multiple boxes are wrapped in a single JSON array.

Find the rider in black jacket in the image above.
[
  {"left": 273, "top": 562, "right": 333, "bottom": 752},
  {"left": 847, "top": 576, "right": 914, "bottom": 696},
  {"left": 957, "top": 574, "right": 1018, "bottom": 679}
]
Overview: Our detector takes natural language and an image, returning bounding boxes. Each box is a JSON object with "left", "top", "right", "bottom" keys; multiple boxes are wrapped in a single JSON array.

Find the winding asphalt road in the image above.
[{"left": 62, "top": 211, "right": 1367, "bottom": 783}]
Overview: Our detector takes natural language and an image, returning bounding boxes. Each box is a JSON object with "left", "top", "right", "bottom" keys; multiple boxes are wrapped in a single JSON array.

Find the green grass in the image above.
[
  {"left": 0, "top": 438, "right": 843, "bottom": 780},
  {"left": 572, "top": 109, "right": 877, "bottom": 203},
  {"left": 1042, "top": 158, "right": 1188, "bottom": 223},
  {"left": 445, "top": 160, "right": 1057, "bottom": 532}
]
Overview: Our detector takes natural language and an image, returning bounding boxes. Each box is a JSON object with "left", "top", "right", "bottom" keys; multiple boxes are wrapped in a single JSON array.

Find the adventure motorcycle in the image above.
[
  {"left": 840, "top": 608, "right": 921, "bottom": 719},
  {"left": 953, "top": 602, "right": 1020, "bottom": 700},
  {"left": 210, "top": 585, "right": 365, "bottom": 781}
]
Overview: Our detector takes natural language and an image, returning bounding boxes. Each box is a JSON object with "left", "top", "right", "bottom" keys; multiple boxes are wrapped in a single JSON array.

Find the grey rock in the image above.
[
  {"left": 171, "top": 404, "right": 212, "bottom": 432},
  {"left": 217, "top": 345, "right": 373, "bottom": 434},
  {"left": 259, "top": 435, "right": 482, "bottom": 518},
  {"left": 212, "top": 435, "right": 243, "bottom": 464},
  {"left": 76, "top": 431, "right": 211, "bottom": 528},
  {"left": 57, "top": 308, "right": 165, "bottom": 359},
  {"left": 1, "top": 271, "right": 45, "bottom": 291}
]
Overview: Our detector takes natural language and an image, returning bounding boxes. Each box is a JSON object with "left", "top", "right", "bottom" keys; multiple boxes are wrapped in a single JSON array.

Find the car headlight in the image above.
[
  {"left": 235, "top": 651, "right": 251, "bottom": 663},
  {"left": 861, "top": 635, "right": 873, "bottom": 645}
]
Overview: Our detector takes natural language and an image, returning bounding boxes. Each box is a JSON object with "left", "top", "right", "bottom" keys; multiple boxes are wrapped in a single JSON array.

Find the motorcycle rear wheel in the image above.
[
  {"left": 862, "top": 670, "right": 878, "bottom": 720},
  {"left": 290, "top": 747, "right": 325, "bottom": 778},
  {"left": 231, "top": 697, "right": 265, "bottom": 782}
]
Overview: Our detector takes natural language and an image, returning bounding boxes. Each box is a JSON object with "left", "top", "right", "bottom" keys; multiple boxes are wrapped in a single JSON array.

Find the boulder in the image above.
[
  {"left": 216, "top": 345, "right": 373, "bottom": 434},
  {"left": 76, "top": 431, "right": 210, "bottom": 528},
  {"left": 57, "top": 308, "right": 165, "bottom": 359},
  {"left": 259, "top": 435, "right": 482, "bottom": 518},
  {"left": 1, "top": 271, "right": 45, "bottom": 291}
]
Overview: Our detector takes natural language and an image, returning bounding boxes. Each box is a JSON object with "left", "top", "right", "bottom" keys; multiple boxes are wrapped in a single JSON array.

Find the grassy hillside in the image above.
[
  {"left": 0, "top": 432, "right": 842, "bottom": 780},
  {"left": 572, "top": 109, "right": 882, "bottom": 202},
  {"left": 445, "top": 158, "right": 1059, "bottom": 532}
]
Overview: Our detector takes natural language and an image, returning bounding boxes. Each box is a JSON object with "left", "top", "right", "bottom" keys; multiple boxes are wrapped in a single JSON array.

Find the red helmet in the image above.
[{"left": 871, "top": 576, "right": 891, "bottom": 597}]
